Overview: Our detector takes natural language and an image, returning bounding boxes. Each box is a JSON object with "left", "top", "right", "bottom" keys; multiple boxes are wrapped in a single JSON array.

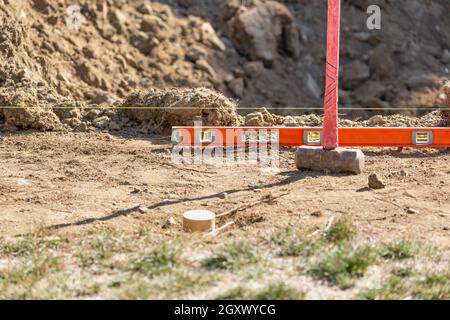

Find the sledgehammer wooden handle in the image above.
[{"left": 323, "top": 0, "right": 341, "bottom": 150}]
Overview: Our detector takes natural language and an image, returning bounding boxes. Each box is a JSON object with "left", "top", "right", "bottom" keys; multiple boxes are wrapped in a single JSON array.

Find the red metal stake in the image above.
[{"left": 323, "top": 0, "right": 341, "bottom": 149}]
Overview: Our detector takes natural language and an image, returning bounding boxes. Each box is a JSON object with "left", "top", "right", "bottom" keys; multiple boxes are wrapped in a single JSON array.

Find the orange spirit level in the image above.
[{"left": 172, "top": 127, "right": 450, "bottom": 148}]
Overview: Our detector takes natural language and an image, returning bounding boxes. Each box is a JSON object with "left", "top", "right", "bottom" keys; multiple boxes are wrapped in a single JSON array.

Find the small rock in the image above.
[
  {"left": 108, "top": 9, "right": 127, "bottom": 34},
  {"left": 368, "top": 173, "right": 386, "bottom": 189},
  {"left": 397, "top": 169, "right": 408, "bottom": 177},
  {"left": 195, "top": 59, "right": 216, "bottom": 77},
  {"left": 368, "top": 115, "right": 386, "bottom": 126},
  {"left": 140, "top": 16, "right": 167, "bottom": 39},
  {"left": 138, "top": 205, "right": 149, "bottom": 214},
  {"left": 167, "top": 193, "right": 178, "bottom": 200},
  {"left": 92, "top": 93, "right": 114, "bottom": 105},
  {"left": 442, "top": 49, "right": 450, "bottom": 64},
  {"left": 86, "top": 109, "right": 101, "bottom": 120},
  {"left": 223, "top": 73, "right": 234, "bottom": 83},
  {"left": 131, "top": 187, "right": 141, "bottom": 194},
  {"left": 228, "top": 2, "right": 296, "bottom": 65},
  {"left": 406, "top": 207, "right": 419, "bottom": 215},
  {"left": 311, "top": 210, "right": 323, "bottom": 217},
  {"left": 92, "top": 116, "right": 110, "bottom": 129},
  {"left": 82, "top": 46, "right": 98, "bottom": 59},
  {"left": 139, "top": 78, "right": 153, "bottom": 88},
  {"left": 75, "top": 122, "right": 88, "bottom": 132},
  {"left": 201, "top": 22, "right": 226, "bottom": 51},
  {"left": 243, "top": 61, "right": 265, "bottom": 78},
  {"left": 109, "top": 120, "right": 121, "bottom": 131},
  {"left": 163, "top": 216, "right": 177, "bottom": 228},
  {"left": 76, "top": 62, "right": 108, "bottom": 90},
  {"left": 228, "top": 77, "right": 245, "bottom": 98},
  {"left": 130, "top": 32, "right": 152, "bottom": 55},
  {"left": 186, "top": 45, "right": 208, "bottom": 62},
  {"left": 342, "top": 60, "right": 370, "bottom": 89},
  {"left": 137, "top": 3, "right": 152, "bottom": 15},
  {"left": 233, "top": 67, "right": 245, "bottom": 78},
  {"left": 284, "top": 23, "right": 302, "bottom": 59},
  {"left": 219, "top": 192, "right": 228, "bottom": 199},
  {"left": 63, "top": 117, "right": 82, "bottom": 128}
]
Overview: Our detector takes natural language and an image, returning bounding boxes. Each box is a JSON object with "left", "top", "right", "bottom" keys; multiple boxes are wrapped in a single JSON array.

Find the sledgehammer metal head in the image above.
[{"left": 295, "top": 146, "right": 365, "bottom": 175}]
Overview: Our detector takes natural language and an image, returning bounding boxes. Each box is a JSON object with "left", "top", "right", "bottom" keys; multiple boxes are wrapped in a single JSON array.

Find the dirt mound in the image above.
[
  {"left": 122, "top": 87, "right": 243, "bottom": 128},
  {"left": 243, "top": 107, "right": 445, "bottom": 128},
  {"left": 0, "top": 0, "right": 449, "bottom": 132},
  {"left": 0, "top": 83, "right": 84, "bottom": 131}
]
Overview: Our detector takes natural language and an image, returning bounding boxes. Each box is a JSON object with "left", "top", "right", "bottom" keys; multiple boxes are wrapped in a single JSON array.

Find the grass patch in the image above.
[
  {"left": 378, "top": 240, "right": 416, "bottom": 260},
  {"left": 0, "top": 235, "right": 64, "bottom": 257},
  {"left": 414, "top": 272, "right": 450, "bottom": 300},
  {"left": 358, "top": 271, "right": 450, "bottom": 300},
  {"left": 279, "top": 235, "right": 321, "bottom": 258},
  {"left": 216, "top": 286, "right": 248, "bottom": 300},
  {"left": 255, "top": 283, "right": 306, "bottom": 300},
  {"left": 120, "top": 271, "right": 219, "bottom": 299},
  {"left": 132, "top": 240, "right": 183, "bottom": 276},
  {"left": 0, "top": 255, "right": 62, "bottom": 286},
  {"left": 201, "top": 241, "right": 259, "bottom": 270},
  {"left": 308, "top": 245, "right": 377, "bottom": 288},
  {"left": 358, "top": 276, "right": 407, "bottom": 300},
  {"left": 216, "top": 283, "right": 305, "bottom": 300},
  {"left": 0, "top": 254, "right": 63, "bottom": 299},
  {"left": 78, "top": 230, "right": 134, "bottom": 267},
  {"left": 161, "top": 271, "right": 219, "bottom": 294},
  {"left": 119, "top": 278, "right": 154, "bottom": 300},
  {"left": 323, "top": 217, "right": 356, "bottom": 244},
  {"left": 263, "top": 227, "right": 322, "bottom": 258}
]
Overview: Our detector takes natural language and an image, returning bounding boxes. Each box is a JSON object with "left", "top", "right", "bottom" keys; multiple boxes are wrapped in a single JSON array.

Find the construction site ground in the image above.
[{"left": 0, "top": 131, "right": 448, "bottom": 299}]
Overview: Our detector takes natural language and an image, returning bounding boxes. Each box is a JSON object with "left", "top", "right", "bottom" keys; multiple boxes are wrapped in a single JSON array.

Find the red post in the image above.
[{"left": 323, "top": 0, "right": 341, "bottom": 149}]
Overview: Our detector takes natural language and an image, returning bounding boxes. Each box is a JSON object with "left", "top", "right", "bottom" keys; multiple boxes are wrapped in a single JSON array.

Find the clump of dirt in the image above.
[
  {"left": 243, "top": 107, "right": 445, "bottom": 128},
  {"left": 244, "top": 107, "right": 285, "bottom": 126},
  {"left": 442, "top": 80, "right": 450, "bottom": 126},
  {"left": 0, "top": 84, "right": 83, "bottom": 131},
  {"left": 122, "top": 87, "right": 243, "bottom": 128}
]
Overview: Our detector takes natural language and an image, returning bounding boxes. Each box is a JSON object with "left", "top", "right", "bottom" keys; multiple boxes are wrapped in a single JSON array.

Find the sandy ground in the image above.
[{"left": 0, "top": 131, "right": 448, "bottom": 248}]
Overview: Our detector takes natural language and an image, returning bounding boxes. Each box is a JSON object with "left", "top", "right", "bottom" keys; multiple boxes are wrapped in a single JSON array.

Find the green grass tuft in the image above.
[
  {"left": 216, "top": 283, "right": 305, "bottom": 300},
  {"left": 308, "top": 245, "right": 377, "bottom": 288},
  {"left": 414, "top": 272, "right": 450, "bottom": 300},
  {"left": 323, "top": 217, "right": 356, "bottom": 244},
  {"left": 254, "top": 283, "right": 306, "bottom": 300},
  {"left": 0, "top": 235, "right": 64, "bottom": 257},
  {"left": 357, "top": 276, "right": 406, "bottom": 300},
  {"left": 379, "top": 240, "right": 416, "bottom": 260},
  {"left": 201, "top": 241, "right": 258, "bottom": 270},
  {"left": 132, "top": 240, "right": 183, "bottom": 276}
]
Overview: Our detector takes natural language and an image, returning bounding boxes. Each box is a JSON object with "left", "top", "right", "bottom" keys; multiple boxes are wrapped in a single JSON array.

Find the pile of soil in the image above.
[
  {"left": 243, "top": 107, "right": 446, "bottom": 128},
  {"left": 0, "top": 0, "right": 449, "bottom": 131},
  {"left": 122, "top": 87, "right": 242, "bottom": 127}
]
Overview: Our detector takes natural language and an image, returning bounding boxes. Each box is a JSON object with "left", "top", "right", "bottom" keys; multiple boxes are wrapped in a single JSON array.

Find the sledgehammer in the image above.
[{"left": 295, "top": 0, "right": 365, "bottom": 174}]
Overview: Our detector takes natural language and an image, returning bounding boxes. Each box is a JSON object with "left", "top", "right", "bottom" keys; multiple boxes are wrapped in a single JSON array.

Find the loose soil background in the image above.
[{"left": 1, "top": 0, "right": 449, "bottom": 129}]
